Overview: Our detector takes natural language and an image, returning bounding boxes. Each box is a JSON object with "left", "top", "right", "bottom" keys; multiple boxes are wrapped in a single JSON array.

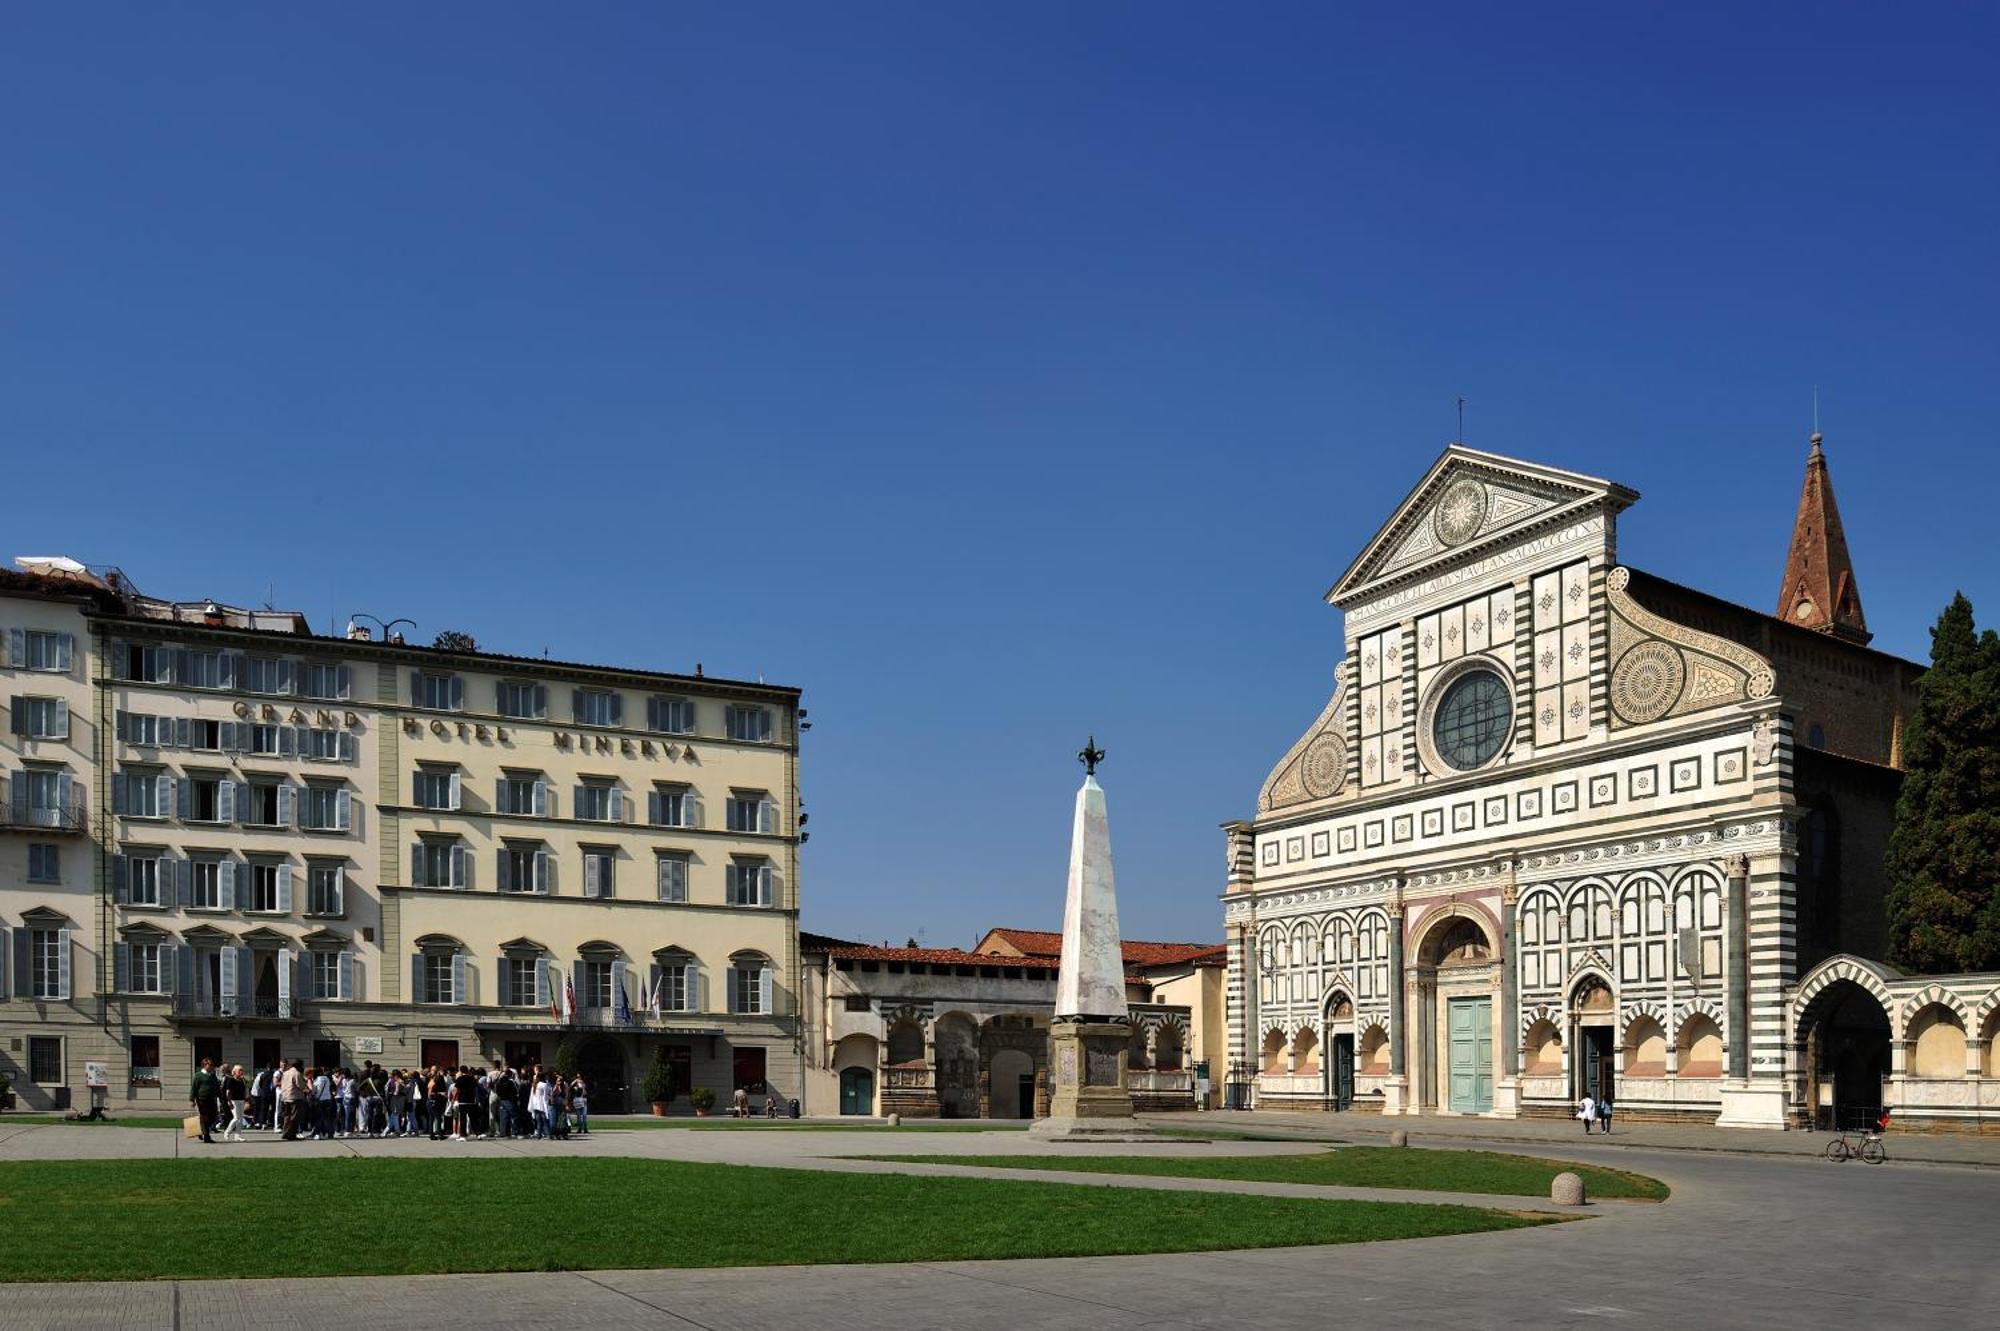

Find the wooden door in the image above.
[
  {"left": 840, "top": 1067, "right": 873, "bottom": 1115},
  {"left": 1332, "top": 1035, "right": 1354, "bottom": 1110},
  {"left": 1448, "top": 998, "right": 1493, "bottom": 1112}
]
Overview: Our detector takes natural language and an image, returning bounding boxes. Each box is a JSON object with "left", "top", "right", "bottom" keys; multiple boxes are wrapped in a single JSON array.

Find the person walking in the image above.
[
  {"left": 1576, "top": 1092, "right": 1596, "bottom": 1134},
  {"left": 279, "top": 1059, "right": 306, "bottom": 1140},
  {"left": 248, "top": 1064, "right": 270, "bottom": 1131},
  {"left": 1597, "top": 1093, "right": 1614, "bottom": 1136},
  {"left": 221, "top": 1065, "right": 249, "bottom": 1141},
  {"left": 526, "top": 1073, "right": 550, "bottom": 1140},
  {"left": 189, "top": 1058, "right": 222, "bottom": 1144}
]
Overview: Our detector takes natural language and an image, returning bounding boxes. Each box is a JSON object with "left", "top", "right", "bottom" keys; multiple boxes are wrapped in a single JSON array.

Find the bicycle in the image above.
[{"left": 1821, "top": 1111, "right": 1888, "bottom": 1164}]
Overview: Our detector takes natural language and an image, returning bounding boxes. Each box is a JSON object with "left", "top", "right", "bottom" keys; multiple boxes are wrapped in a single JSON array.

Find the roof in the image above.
[
  {"left": 801, "top": 932, "right": 1061, "bottom": 970},
  {"left": 1623, "top": 567, "right": 1920, "bottom": 672},
  {"left": 977, "top": 928, "right": 1225, "bottom": 971},
  {"left": 1776, "top": 435, "right": 1870, "bottom": 645}
]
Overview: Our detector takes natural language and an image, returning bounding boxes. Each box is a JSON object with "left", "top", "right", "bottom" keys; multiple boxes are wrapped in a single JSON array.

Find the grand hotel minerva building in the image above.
[
  {"left": 2, "top": 560, "right": 801, "bottom": 1114},
  {"left": 1225, "top": 438, "right": 2000, "bottom": 1131}
]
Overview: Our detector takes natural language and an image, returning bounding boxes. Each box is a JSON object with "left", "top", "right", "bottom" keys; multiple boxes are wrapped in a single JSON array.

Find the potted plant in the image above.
[
  {"left": 690, "top": 1086, "right": 716, "bottom": 1117},
  {"left": 0, "top": 1073, "right": 13, "bottom": 1111},
  {"left": 642, "top": 1051, "right": 677, "bottom": 1117}
]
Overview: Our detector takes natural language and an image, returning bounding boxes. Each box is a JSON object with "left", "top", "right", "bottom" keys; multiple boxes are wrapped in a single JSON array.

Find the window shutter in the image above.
[
  {"left": 276, "top": 865, "right": 293, "bottom": 914},
  {"left": 115, "top": 710, "right": 130, "bottom": 743},
  {"left": 409, "top": 842, "right": 422, "bottom": 886},
  {"left": 758, "top": 863, "right": 774, "bottom": 907},
  {"left": 51, "top": 698, "right": 67, "bottom": 739},
  {"left": 449, "top": 676, "right": 463, "bottom": 711},
  {"left": 278, "top": 784, "right": 295, "bottom": 829},
  {"left": 113, "top": 855, "right": 129, "bottom": 903},
  {"left": 533, "top": 778, "right": 549, "bottom": 817},
  {"left": 56, "top": 929, "right": 73, "bottom": 1000},
  {"left": 495, "top": 847, "right": 510, "bottom": 891},
  {"left": 9, "top": 927, "right": 25, "bottom": 996},
  {"left": 685, "top": 791, "right": 701, "bottom": 828},
  {"left": 758, "top": 965, "right": 773, "bottom": 1016},
  {"left": 656, "top": 856, "right": 671, "bottom": 900},
  {"left": 609, "top": 693, "right": 623, "bottom": 726},
  {"left": 409, "top": 670, "right": 423, "bottom": 705},
  {"left": 724, "top": 964, "right": 736, "bottom": 1013},
  {"left": 155, "top": 713, "right": 173, "bottom": 747},
  {"left": 111, "top": 774, "right": 128, "bottom": 816},
  {"left": 218, "top": 859, "right": 237, "bottom": 910},
  {"left": 451, "top": 843, "right": 468, "bottom": 890},
  {"left": 647, "top": 696, "right": 660, "bottom": 732},
  {"left": 174, "top": 717, "right": 191, "bottom": 749},
  {"left": 573, "top": 784, "right": 585, "bottom": 817},
  {"left": 173, "top": 857, "right": 191, "bottom": 908},
  {"left": 648, "top": 789, "right": 661, "bottom": 826},
  {"left": 647, "top": 962, "right": 661, "bottom": 1012},
  {"left": 690, "top": 958, "right": 704, "bottom": 1013},
  {"left": 114, "top": 943, "right": 130, "bottom": 994},
  {"left": 218, "top": 780, "right": 237, "bottom": 824},
  {"left": 279, "top": 726, "right": 296, "bottom": 758},
  {"left": 495, "top": 776, "right": 507, "bottom": 811},
  {"left": 571, "top": 688, "right": 584, "bottom": 722},
  {"left": 6, "top": 696, "right": 22, "bottom": 736},
  {"left": 609, "top": 787, "right": 625, "bottom": 822},
  {"left": 412, "top": 770, "right": 423, "bottom": 805},
  {"left": 412, "top": 954, "right": 425, "bottom": 1004},
  {"left": 159, "top": 943, "right": 180, "bottom": 996},
  {"left": 448, "top": 770, "right": 462, "bottom": 811},
  {"left": 335, "top": 664, "right": 352, "bottom": 699},
  {"left": 338, "top": 951, "right": 355, "bottom": 1002},
  {"left": 535, "top": 847, "right": 553, "bottom": 894},
  {"left": 535, "top": 958, "right": 550, "bottom": 1009},
  {"left": 336, "top": 788, "right": 352, "bottom": 831},
  {"left": 164, "top": 774, "right": 181, "bottom": 821},
  {"left": 339, "top": 732, "right": 356, "bottom": 764},
  {"left": 759, "top": 798, "right": 775, "bottom": 834},
  {"left": 55, "top": 633, "right": 73, "bottom": 673},
  {"left": 611, "top": 958, "right": 627, "bottom": 1011},
  {"left": 278, "top": 659, "right": 295, "bottom": 694},
  {"left": 584, "top": 854, "right": 601, "bottom": 899},
  {"left": 4, "top": 628, "right": 21, "bottom": 668},
  {"left": 451, "top": 953, "right": 468, "bottom": 1006}
]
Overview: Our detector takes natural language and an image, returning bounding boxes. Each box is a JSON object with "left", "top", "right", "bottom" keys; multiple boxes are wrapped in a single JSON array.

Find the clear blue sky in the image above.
[{"left": 5, "top": 6, "right": 1995, "bottom": 948}]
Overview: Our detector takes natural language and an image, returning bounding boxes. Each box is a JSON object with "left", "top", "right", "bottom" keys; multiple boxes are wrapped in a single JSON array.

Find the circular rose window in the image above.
[{"left": 1431, "top": 668, "right": 1512, "bottom": 771}]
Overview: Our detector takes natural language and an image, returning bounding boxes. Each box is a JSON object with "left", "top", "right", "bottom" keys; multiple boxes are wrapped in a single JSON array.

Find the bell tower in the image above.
[{"left": 1777, "top": 431, "right": 1871, "bottom": 645}]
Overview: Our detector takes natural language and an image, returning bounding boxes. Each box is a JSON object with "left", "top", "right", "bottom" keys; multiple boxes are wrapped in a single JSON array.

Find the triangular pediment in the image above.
[
  {"left": 1330, "top": 447, "right": 1637, "bottom": 607},
  {"left": 239, "top": 926, "right": 290, "bottom": 949}
]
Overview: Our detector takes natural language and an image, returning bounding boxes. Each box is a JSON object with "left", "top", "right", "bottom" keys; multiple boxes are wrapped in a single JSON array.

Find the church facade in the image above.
[{"left": 1224, "top": 439, "right": 2000, "bottom": 1130}]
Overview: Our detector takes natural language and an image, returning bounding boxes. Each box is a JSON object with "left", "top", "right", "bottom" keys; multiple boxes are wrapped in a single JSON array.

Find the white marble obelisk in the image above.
[{"left": 1054, "top": 773, "right": 1129, "bottom": 1022}]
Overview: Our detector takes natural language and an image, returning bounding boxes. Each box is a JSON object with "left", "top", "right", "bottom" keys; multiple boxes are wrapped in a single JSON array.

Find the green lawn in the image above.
[
  {"left": 0, "top": 1114, "right": 184, "bottom": 1129},
  {"left": 594, "top": 1118, "right": 1026, "bottom": 1133},
  {"left": 864, "top": 1146, "right": 1669, "bottom": 1201},
  {"left": 0, "top": 1158, "right": 1547, "bottom": 1281}
]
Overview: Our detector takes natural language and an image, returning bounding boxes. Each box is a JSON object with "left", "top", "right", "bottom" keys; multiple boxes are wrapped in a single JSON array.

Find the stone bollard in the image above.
[
  {"left": 1551, "top": 1171, "right": 1586, "bottom": 1206},
  {"left": 886, "top": 1113, "right": 901, "bottom": 1127},
  {"left": 1387, "top": 1130, "right": 1408, "bottom": 1148}
]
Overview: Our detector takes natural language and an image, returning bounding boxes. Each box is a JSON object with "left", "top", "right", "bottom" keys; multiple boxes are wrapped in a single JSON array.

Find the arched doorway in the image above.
[
  {"left": 1415, "top": 912, "right": 1498, "bottom": 1113},
  {"left": 1569, "top": 976, "right": 1616, "bottom": 1104},
  {"left": 1800, "top": 980, "right": 1891, "bottom": 1129},
  {"left": 833, "top": 1033, "right": 879, "bottom": 1116},
  {"left": 933, "top": 1012, "right": 979, "bottom": 1119},
  {"left": 577, "top": 1035, "right": 628, "bottom": 1114},
  {"left": 1324, "top": 994, "right": 1356, "bottom": 1110},
  {"left": 989, "top": 1048, "right": 1034, "bottom": 1119}
]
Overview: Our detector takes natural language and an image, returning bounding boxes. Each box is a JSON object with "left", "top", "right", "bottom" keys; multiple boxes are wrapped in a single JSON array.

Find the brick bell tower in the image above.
[{"left": 1777, "top": 430, "right": 1871, "bottom": 645}]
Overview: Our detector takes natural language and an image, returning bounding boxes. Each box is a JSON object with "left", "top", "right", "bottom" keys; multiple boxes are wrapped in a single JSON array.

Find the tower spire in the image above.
[{"left": 1776, "top": 427, "right": 1870, "bottom": 645}]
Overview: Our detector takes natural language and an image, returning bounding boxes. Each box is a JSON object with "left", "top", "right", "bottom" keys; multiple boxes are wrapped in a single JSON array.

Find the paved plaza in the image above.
[{"left": 0, "top": 1113, "right": 1994, "bottom": 1329}]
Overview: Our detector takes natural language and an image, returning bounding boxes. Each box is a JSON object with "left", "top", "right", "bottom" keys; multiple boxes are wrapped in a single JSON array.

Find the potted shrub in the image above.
[
  {"left": 642, "top": 1051, "right": 677, "bottom": 1117},
  {"left": 690, "top": 1086, "right": 716, "bottom": 1117}
]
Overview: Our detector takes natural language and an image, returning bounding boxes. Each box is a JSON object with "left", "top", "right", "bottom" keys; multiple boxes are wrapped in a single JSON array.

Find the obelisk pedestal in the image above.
[{"left": 1029, "top": 744, "right": 1154, "bottom": 1142}]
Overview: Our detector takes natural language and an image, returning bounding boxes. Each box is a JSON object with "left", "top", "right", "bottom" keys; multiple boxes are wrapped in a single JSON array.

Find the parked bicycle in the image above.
[{"left": 1822, "top": 1108, "right": 1889, "bottom": 1164}]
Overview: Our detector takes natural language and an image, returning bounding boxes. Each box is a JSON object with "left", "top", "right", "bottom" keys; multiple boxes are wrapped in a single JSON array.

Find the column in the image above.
[
  {"left": 1387, "top": 890, "right": 1406, "bottom": 1077},
  {"left": 1725, "top": 853, "right": 1749, "bottom": 1080},
  {"left": 1499, "top": 873, "right": 1519, "bottom": 1080}
]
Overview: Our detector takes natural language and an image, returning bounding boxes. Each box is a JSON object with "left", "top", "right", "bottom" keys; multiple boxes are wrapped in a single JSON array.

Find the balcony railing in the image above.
[
  {"left": 1, "top": 781, "right": 89, "bottom": 834},
  {"left": 172, "top": 994, "right": 294, "bottom": 1021}
]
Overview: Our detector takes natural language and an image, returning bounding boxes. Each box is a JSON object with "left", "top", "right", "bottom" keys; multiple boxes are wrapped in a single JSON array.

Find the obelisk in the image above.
[{"left": 1030, "top": 737, "right": 1148, "bottom": 1140}]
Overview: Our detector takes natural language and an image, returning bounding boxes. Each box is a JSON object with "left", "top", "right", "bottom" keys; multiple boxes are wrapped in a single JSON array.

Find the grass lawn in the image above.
[
  {"left": 0, "top": 1157, "right": 1548, "bottom": 1282},
  {"left": 594, "top": 1118, "right": 1026, "bottom": 1133},
  {"left": 863, "top": 1147, "right": 1669, "bottom": 1201},
  {"left": 0, "top": 1114, "right": 184, "bottom": 1129}
]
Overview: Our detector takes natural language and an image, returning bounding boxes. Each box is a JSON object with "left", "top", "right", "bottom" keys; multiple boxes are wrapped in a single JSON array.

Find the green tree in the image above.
[
  {"left": 552, "top": 1035, "right": 583, "bottom": 1080},
  {"left": 1884, "top": 593, "right": 2000, "bottom": 972}
]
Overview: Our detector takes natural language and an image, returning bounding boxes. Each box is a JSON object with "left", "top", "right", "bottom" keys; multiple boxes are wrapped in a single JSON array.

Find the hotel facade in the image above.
[{"left": 1, "top": 562, "right": 802, "bottom": 1114}]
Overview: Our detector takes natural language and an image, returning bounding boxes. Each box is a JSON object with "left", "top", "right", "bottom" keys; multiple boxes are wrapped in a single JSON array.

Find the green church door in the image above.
[
  {"left": 1448, "top": 997, "right": 1493, "bottom": 1113},
  {"left": 839, "top": 1067, "right": 874, "bottom": 1116},
  {"left": 1331, "top": 1035, "right": 1354, "bottom": 1110}
]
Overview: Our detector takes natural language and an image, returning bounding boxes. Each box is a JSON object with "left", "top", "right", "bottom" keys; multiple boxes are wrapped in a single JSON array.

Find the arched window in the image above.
[
  {"left": 1908, "top": 1004, "right": 1967, "bottom": 1078},
  {"left": 1358, "top": 1024, "right": 1390, "bottom": 1074},
  {"left": 1677, "top": 1013, "right": 1723, "bottom": 1077},
  {"left": 1624, "top": 1015, "right": 1667, "bottom": 1075},
  {"left": 727, "top": 951, "right": 774, "bottom": 1016},
  {"left": 1293, "top": 1026, "right": 1320, "bottom": 1074},
  {"left": 1524, "top": 1019, "right": 1562, "bottom": 1073},
  {"left": 1155, "top": 1023, "right": 1184, "bottom": 1071},
  {"left": 885, "top": 1018, "right": 925, "bottom": 1066},
  {"left": 1261, "top": 1028, "right": 1288, "bottom": 1075}
]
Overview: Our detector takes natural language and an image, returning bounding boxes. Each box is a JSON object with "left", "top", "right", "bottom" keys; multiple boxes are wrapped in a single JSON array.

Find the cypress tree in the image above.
[{"left": 1884, "top": 593, "right": 2000, "bottom": 972}]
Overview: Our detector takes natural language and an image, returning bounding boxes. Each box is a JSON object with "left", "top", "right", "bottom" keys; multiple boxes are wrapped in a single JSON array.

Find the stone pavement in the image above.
[{"left": 1, "top": 1121, "right": 1994, "bottom": 1329}]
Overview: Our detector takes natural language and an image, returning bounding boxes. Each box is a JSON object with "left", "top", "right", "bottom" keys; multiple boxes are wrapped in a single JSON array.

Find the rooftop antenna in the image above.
[
  {"left": 1811, "top": 387, "right": 1822, "bottom": 450},
  {"left": 1456, "top": 395, "right": 1466, "bottom": 442}
]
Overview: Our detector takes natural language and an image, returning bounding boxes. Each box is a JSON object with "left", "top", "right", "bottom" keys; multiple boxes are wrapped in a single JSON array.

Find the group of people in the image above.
[
  {"left": 1576, "top": 1091, "right": 1614, "bottom": 1134},
  {"left": 187, "top": 1057, "right": 592, "bottom": 1144}
]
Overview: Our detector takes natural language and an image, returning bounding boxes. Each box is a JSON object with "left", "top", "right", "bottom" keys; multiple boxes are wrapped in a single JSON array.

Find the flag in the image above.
[
  {"left": 614, "top": 972, "right": 633, "bottom": 1027},
  {"left": 563, "top": 971, "right": 577, "bottom": 1025},
  {"left": 647, "top": 971, "right": 663, "bottom": 1022}
]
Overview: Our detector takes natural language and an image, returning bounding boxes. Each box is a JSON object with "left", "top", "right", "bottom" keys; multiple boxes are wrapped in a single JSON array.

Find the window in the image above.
[
  {"left": 11, "top": 696, "right": 69, "bottom": 740},
  {"left": 498, "top": 681, "right": 547, "bottom": 719},
  {"left": 116, "top": 711, "right": 160, "bottom": 747},
  {"left": 301, "top": 783, "right": 349, "bottom": 831},
  {"left": 116, "top": 769, "right": 166, "bottom": 821},
  {"left": 411, "top": 839, "right": 467, "bottom": 889},
  {"left": 648, "top": 785, "right": 696, "bottom": 828},
  {"left": 1431, "top": 668, "right": 1512, "bottom": 771},
  {"left": 301, "top": 727, "right": 349, "bottom": 762},
  {"left": 15, "top": 767, "right": 79, "bottom": 827},
  {"left": 129, "top": 1036, "right": 160, "bottom": 1086},
  {"left": 243, "top": 781, "right": 286, "bottom": 828},
  {"left": 17, "top": 630, "right": 73, "bottom": 673},
  {"left": 730, "top": 958, "right": 770, "bottom": 1014},
  {"left": 496, "top": 772, "right": 548, "bottom": 816},
  {"left": 652, "top": 956, "right": 692, "bottom": 1012},
  {"left": 726, "top": 705, "right": 773, "bottom": 743},
  {"left": 647, "top": 696, "right": 695, "bottom": 734},
  {"left": 412, "top": 672, "right": 462, "bottom": 711},
  {"left": 120, "top": 851, "right": 164, "bottom": 906},
  {"left": 655, "top": 852, "right": 689, "bottom": 903},
  {"left": 498, "top": 842, "right": 553, "bottom": 894},
  {"left": 421, "top": 953, "right": 457, "bottom": 1004},
  {"left": 573, "top": 780, "right": 622, "bottom": 822},
  {"left": 306, "top": 861, "right": 345, "bottom": 916},
  {"left": 572, "top": 688, "right": 620, "bottom": 728},
  {"left": 727, "top": 792, "right": 776, "bottom": 834},
  {"left": 124, "top": 942, "right": 164, "bottom": 994},
  {"left": 27, "top": 843, "right": 60, "bottom": 883},
  {"left": 180, "top": 650, "right": 226, "bottom": 689},
  {"left": 843, "top": 994, "right": 871, "bottom": 1013},
  {"left": 249, "top": 724, "right": 283, "bottom": 756},
  {"left": 413, "top": 766, "right": 461, "bottom": 810},
  {"left": 300, "top": 662, "right": 350, "bottom": 701},
  {"left": 726, "top": 859, "right": 773, "bottom": 907},
  {"left": 190, "top": 857, "right": 224, "bottom": 910},
  {"left": 577, "top": 958, "right": 613, "bottom": 1010},
  {"left": 27, "top": 1036, "right": 61, "bottom": 1084},
  {"left": 115, "top": 643, "right": 171, "bottom": 683},
  {"left": 582, "top": 847, "right": 616, "bottom": 899},
  {"left": 502, "top": 956, "right": 543, "bottom": 1007},
  {"left": 244, "top": 657, "right": 291, "bottom": 695},
  {"left": 188, "top": 718, "right": 223, "bottom": 752},
  {"left": 28, "top": 928, "right": 67, "bottom": 999},
  {"left": 246, "top": 861, "right": 289, "bottom": 914},
  {"left": 186, "top": 774, "right": 227, "bottom": 822}
]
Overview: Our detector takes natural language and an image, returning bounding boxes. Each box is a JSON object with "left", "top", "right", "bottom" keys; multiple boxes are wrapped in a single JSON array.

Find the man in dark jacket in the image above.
[{"left": 189, "top": 1058, "right": 221, "bottom": 1144}]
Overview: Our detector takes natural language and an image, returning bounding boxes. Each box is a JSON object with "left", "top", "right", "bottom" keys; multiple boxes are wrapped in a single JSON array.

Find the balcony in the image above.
[
  {"left": 170, "top": 994, "right": 295, "bottom": 1022},
  {"left": 0, "top": 780, "right": 88, "bottom": 834}
]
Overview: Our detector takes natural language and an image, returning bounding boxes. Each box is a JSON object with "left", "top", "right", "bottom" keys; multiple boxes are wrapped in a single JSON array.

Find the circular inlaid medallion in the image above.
[
  {"left": 1433, "top": 478, "right": 1489, "bottom": 546},
  {"left": 1610, "top": 641, "right": 1686, "bottom": 724},
  {"left": 1301, "top": 734, "right": 1348, "bottom": 799}
]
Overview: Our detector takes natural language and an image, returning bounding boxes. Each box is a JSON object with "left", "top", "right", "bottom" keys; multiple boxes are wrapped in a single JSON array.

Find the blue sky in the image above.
[{"left": 4, "top": 5, "right": 1995, "bottom": 948}]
